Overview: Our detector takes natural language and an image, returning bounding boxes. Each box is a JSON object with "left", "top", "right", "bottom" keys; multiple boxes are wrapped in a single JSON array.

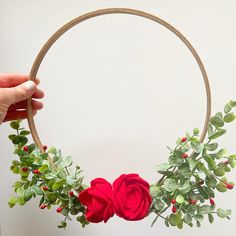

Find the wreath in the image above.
[{"left": 6, "top": 8, "right": 236, "bottom": 230}]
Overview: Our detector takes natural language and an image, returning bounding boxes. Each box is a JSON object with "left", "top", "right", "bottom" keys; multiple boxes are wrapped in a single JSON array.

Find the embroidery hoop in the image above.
[{"left": 26, "top": 8, "right": 211, "bottom": 152}]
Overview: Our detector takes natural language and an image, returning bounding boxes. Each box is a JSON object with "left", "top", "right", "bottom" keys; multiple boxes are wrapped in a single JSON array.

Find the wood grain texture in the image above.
[{"left": 26, "top": 8, "right": 211, "bottom": 153}]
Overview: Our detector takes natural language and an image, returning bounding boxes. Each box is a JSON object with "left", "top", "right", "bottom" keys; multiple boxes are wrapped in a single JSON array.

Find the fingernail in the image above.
[
  {"left": 24, "top": 81, "right": 36, "bottom": 91},
  {"left": 35, "top": 78, "right": 40, "bottom": 84}
]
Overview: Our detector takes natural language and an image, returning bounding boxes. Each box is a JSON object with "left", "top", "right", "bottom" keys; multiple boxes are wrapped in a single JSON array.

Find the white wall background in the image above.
[{"left": 0, "top": 0, "right": 236, "bottom": 235}]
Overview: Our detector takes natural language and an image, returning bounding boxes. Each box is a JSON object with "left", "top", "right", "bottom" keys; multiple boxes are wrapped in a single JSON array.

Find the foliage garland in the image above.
[{"left": 8, "top": 100, "right": 236, "bottom": 229}]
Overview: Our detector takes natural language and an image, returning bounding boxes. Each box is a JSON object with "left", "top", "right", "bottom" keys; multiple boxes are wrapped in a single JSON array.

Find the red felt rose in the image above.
[
  {"left": 78, "top": 178, "right": 114, "bottom": 223},
  {"left": 112, "top": 173, "right": 152, "bottom": 221}
]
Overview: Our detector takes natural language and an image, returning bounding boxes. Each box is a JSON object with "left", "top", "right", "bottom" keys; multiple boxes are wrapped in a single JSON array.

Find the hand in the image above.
[{"left": 0, "top": 73, "right": 44, "bottom": 124}]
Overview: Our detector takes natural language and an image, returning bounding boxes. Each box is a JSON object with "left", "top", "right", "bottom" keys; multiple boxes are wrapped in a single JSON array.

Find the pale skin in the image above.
[{"left": 0, "top": 73, "right": 44, "bottom": 124}]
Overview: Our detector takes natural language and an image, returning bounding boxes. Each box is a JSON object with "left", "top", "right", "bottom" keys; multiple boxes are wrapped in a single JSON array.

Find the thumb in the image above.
[{"left": 5, "top": 80, "right": 37, "bottom": 105}]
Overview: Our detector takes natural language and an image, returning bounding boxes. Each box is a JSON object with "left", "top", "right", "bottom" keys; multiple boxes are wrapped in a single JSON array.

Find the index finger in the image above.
[{"left": 0, "top": 73, "right": 39, "bottom": 88}]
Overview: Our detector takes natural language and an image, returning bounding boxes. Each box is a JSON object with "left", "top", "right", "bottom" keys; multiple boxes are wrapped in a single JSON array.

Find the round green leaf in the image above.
[
  {"left": 208, "top": 213, "right": 214, "bottom": 223},
  {"left": 217, "top": 208, "right": 231, "bottom": 218},
  {"left": 210, "top": 116, "right": 224, "bottom": 128},
  {"left": 10, "top": 121, "right": 20, "bottom": 130},
  {"left": 169, "top": 214, "right": 181, "bottom": 226},
  {"left": 209, "top": 129, "right": 226, "bottom": 140},
  {"left": 176, "top": 195, "right": 185, "bottom": 204},
  {"left": 224, "top": 112, "right": 236, "bottom": 123},
  {"left": 214, "top": 167, "right": 225, "bottom": 177},
  {"left": 198, "top": 205, "right": 212, "bottom": 214},
  {"left": 224, "top": 103, "right": 232, "bottom": 113}
]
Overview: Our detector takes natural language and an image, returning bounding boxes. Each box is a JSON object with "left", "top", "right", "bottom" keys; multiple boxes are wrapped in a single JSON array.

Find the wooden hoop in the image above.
[{"left": 27, "top": 8, "right": 211, "bottom": 153}]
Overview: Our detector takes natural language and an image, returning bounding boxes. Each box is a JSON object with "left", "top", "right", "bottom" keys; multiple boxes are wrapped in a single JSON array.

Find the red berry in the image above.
[
  {"left": 181, "top": 137, "right": 187, "bottom": 143},
  {"left": 22, "top": 167, "right": 29, "bottom": 172},
  {"left": 57, "top": 207, "right": 63, "bottom": 213},
  {"left": 189, "top": 199, "right": 198, "bottom": 204},
  {"left": 224, "top": 160, "right": 229, "bottom": 165},
  {"left": 23, "top": 146, "right": 29, "bottom": 152},
  {"left": 172, "top": 205, "right": 177, "bottom": 213},
  {"left": 43, "top": 145, "right": 47, "bottom": 151},
  {"left": 225, "top": 183, "right": 234, "bottom": 190},
  {"left": 33, "top": 169, "right": 40, "bottom": 174},
  {"left": 42, "top": 186, "right": 49, "bottom": 191},
  {"left": 171, "top": 199, "right": 176, "bottom": 204},
  {"left": 182, "top": 153, "right": 189, "bottom": 159},
  {"left": 210, "top": 198, "right": 215, "bottom": 205},
  {"left": 69, "top": 191, "right": 74, "bottom": 197},
  {"left": 40, "top": 204, "right": 47, "bottom": 209}
]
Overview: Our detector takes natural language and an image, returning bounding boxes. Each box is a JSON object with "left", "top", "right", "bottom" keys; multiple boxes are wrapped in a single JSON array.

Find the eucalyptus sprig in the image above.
[
  {"left": 7, "top": 100, "right": 236, "bottom": 229},
  {"left": 8, "top": 121, "right": 89, "bottom": 229},
  {"left": 150, "top": 100, "right": 236, "bottom": 228}
]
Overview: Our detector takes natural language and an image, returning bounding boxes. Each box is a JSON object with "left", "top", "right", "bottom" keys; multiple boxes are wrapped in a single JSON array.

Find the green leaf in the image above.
[
  {"left": 24, "top": 188, "right": 33, "bottom": 201},
  {"left": 191, "top": 142, "right": 204, "bottom": 153},
  {"left": 8, "top": 196, "right": 18, "bottom": 208},
  {"left": 216, "top": 183, "right": 227, "bottom": 192},
  {"left": 8, "top": 134, "right": 16, "bottom": 141},
  {"left": 208, "top": 213, "right": 214, "bottom": 223},
  {"left": 12, "top": 135, "right": 28, "bottom": 145},
  {"left": 209, "top": 129, "right": 226, "bottom": 140},
  {"left": 214, "top": 167, "right": 225, "bottom": 177},
  {"left": 38, "top": 164, "right": 48, "bottom": 172},
  {"left": 224, "top": 102, "right": 232, "bottom": 113},
  {"left": 205, "top": 176, "right": 217, "bottom": 188},
  {"left": 31, "top": 186, "right": 44, "bottom": 195},
  {"left": 46, "top": 192, "right": 58, "bottom": 202},
  {"left": 230, "top": 100, "right": 236, "bottom": 107},
  {"left": 187, "top": 205, "right": 197, "bottom": 214},
  {"left": 61, "top": 156, "right": 73, "bottom": 167},
  {"left": 165, "top": 218, "right": 170, "bottom": 227},
  {"left": 229, "top": 157, "right": 236, "bottom": 168},
  {"left": 150, "top": 185, "right": 160, "bottom": 197},
  {"left": 204, "top": 155, "right": 216, "bottom": 170},
  {"left": 10, "top": 121, "right": 20, "bottom": 130},
  {"left": 217, "top": 208, "right": 231, "bottom": 218},
  {"left": 58, "top": 221, "right": 67, "bottom": 229},
  {"left": 206, "top": 143, "right": 218, "bottom": 151},
  {"left": 20, "top": 130, "right": 30, "bottom": 136},
  {"left": 179, "top": 180, "right": 191, "bottom": 194},
  {"left": 210, "top": 116, "right": 224, "bottom": 128},
  {"left": 179, "top": 164, "right": 192, "bottom": 178},
  {"left": 177, "top": 219, "right": 183, "bottom": 229},
  {"left": 183, "top": 214, "right": 192, "bottom": 224},
  {"left": 197, "top": 186, "right": 209, "bottom": 199},
  {"left": 163, "top": 179, "right": 178, "bottom": 192},
  {"left": 198, "top": 205, "right": 212, "bottom": 214},
  {"left": 196, "top": 162, "right": 212, "bottom": 178},
  {"left": 18, "top": 197, "right": 26, "bottom": 205},
  {"left": 28, "top": 144, "right": 36, "bottom": 153},
  {"left": 169, "top": 154, "right": 184, "bottom": 167},
  {"left": 224, "top": 112, "right": 236, "bottom": 123},
  {"left": 193, "top": 128, "right": 200, "bottom": 135},
  {"left": 193, "top": 214, "right": 204, "bottom": 222},
  {"left": 208, "top": 124, "right": 214, "bottom": 137},
  {"left": 52, "top": 179, "right": 66, "bottom": 190},
  {"left": 169, "top": 214, "right": 181, "bottom": 226},
  {"left": 217, "top": 149, "right": 228, "bottom": 159},
  {"left": 176, "top": 195, "right": 185, "bottom": 204},
  {"left": 66, "top": 175, "right": 77, "bottom": 186},
  {"left": 44, "top": 173, "right": 56, "bottom": 179},
  {"left": 215, "top": 112, "right": 223, "bottom": 119},
  {"left": 196, "top": 221, "right": 201, "bottom": 227}
]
